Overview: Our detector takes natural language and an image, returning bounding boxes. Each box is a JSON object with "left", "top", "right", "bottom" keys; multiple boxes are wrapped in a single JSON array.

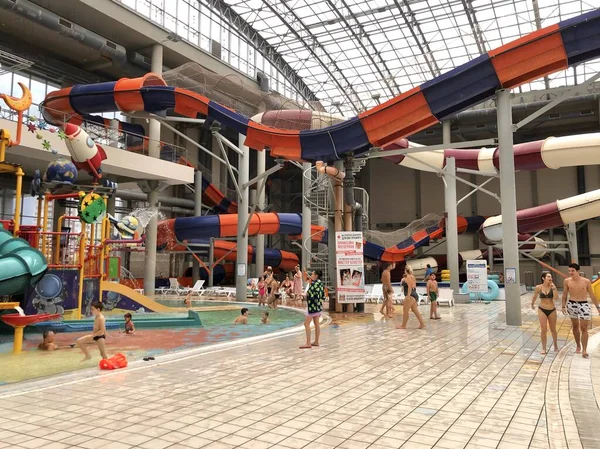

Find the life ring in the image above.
[{"left": 460, "top": 280, "right": 500, "bottom": 300}]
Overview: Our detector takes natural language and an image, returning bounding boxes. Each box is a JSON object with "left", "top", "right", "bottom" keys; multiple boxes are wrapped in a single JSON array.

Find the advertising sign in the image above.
[
  {"left": 466, "top": 260, "right": 488, "bottom": 292},
  {"left": 336, "top": 231, "right": 365, "bottom": 303}
]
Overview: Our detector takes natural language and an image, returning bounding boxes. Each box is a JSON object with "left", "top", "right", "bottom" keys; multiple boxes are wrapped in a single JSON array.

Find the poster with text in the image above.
[
  {"left": 336, "top": 231, "right": 365, "bottom": 303},
  {"left": 466, "top": 260, "right": 488, "bottom": 292}
]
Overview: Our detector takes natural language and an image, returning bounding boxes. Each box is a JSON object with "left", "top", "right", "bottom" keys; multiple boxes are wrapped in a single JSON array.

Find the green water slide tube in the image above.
[{"left": 0, "top": 224, "right": 48, "bottom": 296}]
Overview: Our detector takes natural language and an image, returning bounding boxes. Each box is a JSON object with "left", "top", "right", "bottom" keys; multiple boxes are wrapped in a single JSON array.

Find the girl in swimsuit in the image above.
[{"left": 531, "top": 271, "right": 559, "bottom": 354}]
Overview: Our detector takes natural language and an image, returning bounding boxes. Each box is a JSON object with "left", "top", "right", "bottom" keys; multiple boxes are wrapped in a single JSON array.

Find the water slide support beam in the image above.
[
  {"left": 214, "top": 133, "right": 242, "bottom": 199},
  {"left": 302, "top": 162, "right": 312, "bottom": 272},
  {"left": 236, "top": 133, "right": 250, "bottom": 301},
  {"left": 367, "top": 138, "right": 497, "bottom": 159},
  {"left": 143, "top": 42, "right": 162, "bottom": 297},
  {"left": 256, "top": 150, "right": 266, "bottom": 277},
  {"left": 457, "top": 177, "right": 495, "bottom": 206},
  {"left": 497, "top": 88, "right": 522, "bottom": 326},
  {"left": 444, "top": 147, "right": 459, "bottom": 294},
  {"left": 566, "top": 222, "right": 579, "bottom": 264},
  {"left": 515, "top": 71, "right": 600, "bottom": 130},
  {"left": 156, "top": 118, "right": 238, "bottom": 174},
  {"left": 209, "top": 238, "right": 215, "bottom": 287},
  {"left": 192, "top": 169, "right": 202, "bottom": 282}
]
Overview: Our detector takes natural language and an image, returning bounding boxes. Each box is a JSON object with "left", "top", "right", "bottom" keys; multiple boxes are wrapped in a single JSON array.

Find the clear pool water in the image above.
[{"left": 152, "top": 300, "right": 305, "bottom": 328}]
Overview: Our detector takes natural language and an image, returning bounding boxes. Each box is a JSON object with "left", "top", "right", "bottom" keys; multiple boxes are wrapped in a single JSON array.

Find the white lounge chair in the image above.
[
  {"left": 188, "top": 280, "right": 206, "bottom": 296},
  {"left": 365, "top": 284, "right": 383, "bottom": 303},
  {"left": 436, "top": 288, "right": 455, "bottom": 306},
  {"left": 166, "top": 278, "right": 189, "bottom": 295}
]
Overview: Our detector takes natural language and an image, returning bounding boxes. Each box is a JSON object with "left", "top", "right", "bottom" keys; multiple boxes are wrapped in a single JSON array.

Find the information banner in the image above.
[
  {"left": 466, "top": 260, "right": 488, "bottom": 292},
  {"left": 336, "top": 231, "right": 365, "bottom": 303}
]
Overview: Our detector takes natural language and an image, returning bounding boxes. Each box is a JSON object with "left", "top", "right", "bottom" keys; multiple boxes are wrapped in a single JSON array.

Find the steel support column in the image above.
[
  {"left": 497, "top": 89, "right": 522, "bottom": 326},
  {"left": 443, "top": 121, "right": 459, "bottom": 294},
  {"left": 256, "top": 149, "right": 266, "bottom": 276},
  {"left": 192, "top": 170, "right": 202, "bottom": 282},
  {"left": 444, "top": 157, "right": 459, "bottom": 294},
  {"left": 143, "top": 43, "right": 163, "bottom": 296},
  {"left": 566, "top": 222, "right": 579, "bottom": 264},
  {"left": 236, "top": 134, "right": 250, "bottom": 301},
  {"left": 302, "top": 162, "right": 312, "bottom": 271}
]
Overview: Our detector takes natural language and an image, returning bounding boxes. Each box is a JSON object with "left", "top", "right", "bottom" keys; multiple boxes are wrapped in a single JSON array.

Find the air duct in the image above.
[
  {"left": 0, "top": 0, "right": 127, "bottom": 63},
  {"left": 343, "top": 155, "right": 363, "bottom": 232}
]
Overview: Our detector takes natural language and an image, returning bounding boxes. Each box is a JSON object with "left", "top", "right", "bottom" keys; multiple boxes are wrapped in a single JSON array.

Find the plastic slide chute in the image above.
[
  {"left": 0, "top": 224, "right": 47, "bottom": 296},
  {"left": 480, "top": 189, "right": 600, "bottom": 244},
  {"left": 41, "top": 10, "right": 600, "bottom": 162}
]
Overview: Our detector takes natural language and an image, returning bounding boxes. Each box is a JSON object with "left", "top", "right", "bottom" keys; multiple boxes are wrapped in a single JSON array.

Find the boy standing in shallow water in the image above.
[{"left": 76, "top": 301, "right": 108, "bottom": 361}]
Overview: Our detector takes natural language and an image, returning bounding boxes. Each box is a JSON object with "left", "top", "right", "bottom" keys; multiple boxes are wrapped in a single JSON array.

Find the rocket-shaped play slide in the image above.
[{"left": 0, "top": 224, "right": 47, "bottom": 296}]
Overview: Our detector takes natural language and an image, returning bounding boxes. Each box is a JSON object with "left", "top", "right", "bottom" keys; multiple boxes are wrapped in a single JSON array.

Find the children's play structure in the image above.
[{"left": 0, "top": 8, "right": 599, "bottom": 348}]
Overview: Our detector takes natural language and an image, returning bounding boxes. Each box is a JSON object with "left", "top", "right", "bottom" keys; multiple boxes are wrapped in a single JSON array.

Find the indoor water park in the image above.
[{"left": 0, "top": 1, "right": 600, "bottom": 448}]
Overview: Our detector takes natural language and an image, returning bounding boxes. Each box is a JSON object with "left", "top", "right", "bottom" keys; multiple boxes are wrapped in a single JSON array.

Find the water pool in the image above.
[
  {"left": 0, "top": 303, "right": 306, "bottom": 384},
  {"left": 151, "top": 300, "right": 305, "bottom": 328}
]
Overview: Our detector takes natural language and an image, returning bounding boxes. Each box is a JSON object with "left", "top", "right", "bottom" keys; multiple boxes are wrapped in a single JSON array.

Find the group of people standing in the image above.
[
  {"left": 257, "top": 265, "right": 306, "bottom": 308},
  {"left": 531, "top": 262, "right": 600, "bottom": 358},
  {"left": 379, "top": 263, "right": 431, "bottom": 328}
]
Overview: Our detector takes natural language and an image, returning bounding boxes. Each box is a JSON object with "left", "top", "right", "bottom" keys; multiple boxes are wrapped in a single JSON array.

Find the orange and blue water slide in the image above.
[
  {"left": 39, "top": 10, "right": 600, "bottom": 260},
  {"left": 157, "top": 214, "right": 486, "bottom": 265},
  {"left": 41, "top": 10, "right": 600, "bottom": 162}
]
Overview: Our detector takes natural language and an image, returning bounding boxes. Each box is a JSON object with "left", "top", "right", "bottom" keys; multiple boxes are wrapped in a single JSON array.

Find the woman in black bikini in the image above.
[{"left": 531, "top": 271, "right": 559, "bottom": 354}]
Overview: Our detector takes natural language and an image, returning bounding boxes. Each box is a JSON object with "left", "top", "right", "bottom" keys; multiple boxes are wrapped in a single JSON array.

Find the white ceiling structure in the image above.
[{"left": 222, "top": 0, "right": 600, "bottom": 116}]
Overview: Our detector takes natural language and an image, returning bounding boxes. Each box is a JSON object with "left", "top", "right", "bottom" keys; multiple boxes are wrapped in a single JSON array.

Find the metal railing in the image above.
[{"left": 0, "top": 104, "right": 190, "bottom": 164}]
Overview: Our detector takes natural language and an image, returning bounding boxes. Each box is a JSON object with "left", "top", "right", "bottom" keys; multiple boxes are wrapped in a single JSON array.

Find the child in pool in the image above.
[
  {"left": 261, "top": 311, "right": 270, "bottom": 324},
  {"left": 257, "top": 276, "right": 266, "bottom": 306},
  {"left": 124, "top": 313, "right": 135, "bottom": 334}
]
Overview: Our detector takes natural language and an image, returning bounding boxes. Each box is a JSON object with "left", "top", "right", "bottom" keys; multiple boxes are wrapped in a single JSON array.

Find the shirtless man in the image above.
[
  {"left": 562, "top": 262, "right": 600, "bottom": 358},
  {"left": 76, "top": 301, "right": 108, "bottom": 361},
  {"left": 379, "top": 263, "right": 395, "bottom": 318},
  {"left": 427, "top": 272, "right": 440, "bottom": 320}
]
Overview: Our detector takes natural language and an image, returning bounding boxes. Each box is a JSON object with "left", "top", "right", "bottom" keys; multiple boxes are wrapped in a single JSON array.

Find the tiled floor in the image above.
[{"left": 1, "top": 294, "right": 599, "bottom": 449}]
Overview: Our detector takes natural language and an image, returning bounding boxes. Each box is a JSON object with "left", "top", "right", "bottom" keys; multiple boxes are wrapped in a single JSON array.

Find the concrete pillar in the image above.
[
  {"left": 302, "top": 162, "right": 312, "bottom": 271},
  {"left": 208, "top": 238, "right": 215, "bottom": 287},
  {"left": 255, "top": 150, "right": 266, "bottom": 276},
  {"left": 444, "top": 157, "right": 459, "bottom": 293},
  {"left": 249, "top": 188, "right": 257, "bottom": 277},
  {"left": 109, "top": 119, "right": 119, "bottom": 148},
  {"left": 443, "top": 121, "right": 459, "bottom": 293},
  {"left": 567, "top": 222, "right": 579, "bottom": 264},
  {"left": 192, "top": 170, "right": 202, "bottom": 282},
  {"left": 497, "top": 88, "right": 522, "bottom": 326},
  {"left": 236, "top": 134, "right": 250, "bottom": 300},
  {"left": 143, "top": 43, "right": 163, "bottom": 296}
]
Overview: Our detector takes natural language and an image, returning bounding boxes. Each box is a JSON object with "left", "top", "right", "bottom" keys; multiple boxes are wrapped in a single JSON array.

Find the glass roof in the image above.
[{"left": 222, "top": 0, "right": 600, "bottom": 116}]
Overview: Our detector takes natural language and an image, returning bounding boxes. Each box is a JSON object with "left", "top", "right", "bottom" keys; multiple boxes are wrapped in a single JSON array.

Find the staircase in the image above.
[{"left": 304, "top": 167, "right": 332, "bottom": 287}]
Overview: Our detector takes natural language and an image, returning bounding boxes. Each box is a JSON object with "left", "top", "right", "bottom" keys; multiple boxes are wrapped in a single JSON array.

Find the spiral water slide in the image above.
[{"left": 41, "top": 10, "right": 600, "bottom": 250}]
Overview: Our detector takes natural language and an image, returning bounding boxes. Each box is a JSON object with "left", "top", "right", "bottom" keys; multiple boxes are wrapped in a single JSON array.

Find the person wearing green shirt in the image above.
[{"left": 300, "top": 270, "right": 324, "bottom": 349}]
